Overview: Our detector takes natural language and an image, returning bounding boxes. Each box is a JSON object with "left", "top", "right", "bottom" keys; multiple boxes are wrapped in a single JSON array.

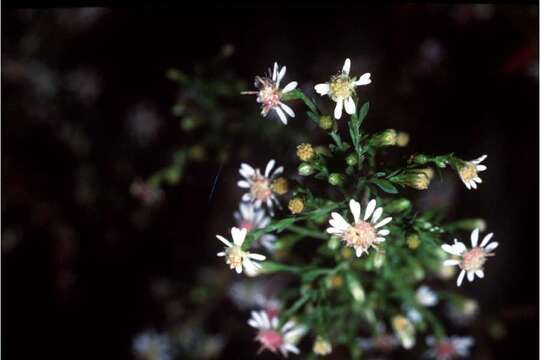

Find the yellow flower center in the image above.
[
  {"left": 459, "top": 162, "right": 477, "bottom": 182},
  {"left": 288, "top": 197, "right": 304, "bottom": 214},
  {"left": 329, "top": 75, "right": 355, "bottom": 100},
  {"left": 461, "top": 247, "right": 489, "bottom": 272},
  {"left": 225, "top": 246, "right": 244, "bottom": 269},
  {"left": 271, "top": 177, "right": 288, "bottom": 195},
  {"left": 250, "top": 177, "right": 272, "bottom": 201},
  {"left": 342, "top": 221, "right": 377, "bottom": 250},
  {"left": 296, "top": 143, "right": 314, "bottom": 161}
]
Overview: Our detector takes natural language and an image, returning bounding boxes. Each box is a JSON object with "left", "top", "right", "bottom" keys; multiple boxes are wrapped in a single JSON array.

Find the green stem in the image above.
[{"left": 287, "top": 224, "right": 328, "bottom": 240}]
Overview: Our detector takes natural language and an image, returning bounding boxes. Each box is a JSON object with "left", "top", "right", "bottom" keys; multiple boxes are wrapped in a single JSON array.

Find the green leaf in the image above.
[
  {"left": 357, "top": 101, "right": 370, "bottom": 127},
  {"left": 370, "top": 179, "right": 399, "bottom": 194}
]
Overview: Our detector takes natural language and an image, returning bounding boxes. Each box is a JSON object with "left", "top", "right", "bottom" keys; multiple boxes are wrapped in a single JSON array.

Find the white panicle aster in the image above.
[
  {"left": 314, "top": 58, "right": 371, "bottom": 119},
  {"left": 216, "top": 227, "right": 266, "bottom": 274},
  {"left": 442, "top": 228, "right": 497, "bottom": 286},
  {"left": 237, "top": 160, "right": 284, "bottom": 214},
  {"left": 326, "top": 199, "right": 392, "bottom": 257},
  {"left": 133, "top": 330, "right": 172, "bottom": 360},
  {"left": 458, "top": 154, "right": 487, "bottom": 190},
  {"left": 234, "top": 202, "right": 277, "bottom": 252},
  {"left": 425, "top": 335, "right": 474, "bottom": 360},
  {"left": 248, "top": 310, "right": 308, "bottom": 357},
  {"left": 241, "top": 62, "right": 298, "bottom": 125}
]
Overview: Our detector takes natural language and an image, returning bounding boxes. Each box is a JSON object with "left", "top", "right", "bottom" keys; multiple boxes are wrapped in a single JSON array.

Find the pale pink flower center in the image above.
[
  {"left": 257, "top": 329, "right": 284, "bottom": 353},
  {"left": 250, "top": 177, "right": 272, "bottom": 202},
  {"left": 461, "top": 247, "right": 487, "bottom": 271},
  {"left": 342, "top": 221, "right": 377, "bottom": 250},
  {"left": 258, "top": 81, "right": 282, "bottom": 115}
]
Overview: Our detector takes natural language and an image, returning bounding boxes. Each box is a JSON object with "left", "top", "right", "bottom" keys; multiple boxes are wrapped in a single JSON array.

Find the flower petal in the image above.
[
  {"left": 374, "top": 217, "right": 392, "bottom": 228},
  {"left": 314, "top": 83, "right": 330, "bottom": 95},
  {"left": 355, "top": 72, "right": 372, "bottom": 86},
  {"left": 334, "top": 98, "right": 344, "bottom": 119},
  {"left": 470, "top": 228, "right": 479, "bottom": 247},
  {"left": 485, "top": 242, "right": 498, "bottom": 252},
  {"left": 282, "top": 81, "right": 297, "bottom": 93},
  {"left": 467, "top": 271, "right": 475, "bottom": 282},
  {"left": 342, "top": 58, "right": 351, "bottom": 75},
  {"left": 231, "top": 226, "right": 247, "bottom": 246},
  {"left": 272, "top": 62, "right": 278, "bottom": 82},
  {"left": 248, "top": 252, "right": 266, "bottom": 261},
  {"left": 237, "top": 180, "right": 250, "bottom": 188},
  {"left": 277, "top": 65, "right": 286, "bottom": 85},
  {"left": 444, "top": 259, "right": 460, "bottom": 266},
  {"left": 377, "top": 228, "right": 390, "bottom": 236},
  {"left": 344, "top": 96, "right": 356, "bottom": 115},
  {"left": 274, "top": 106, "right": 288, "bottom": 125},
  {"left": 349, "top": 199, "right": 361, "bottom": 224},
  {"left": 364, "top": 199, "right": 377, "bottom": 221},
  {"left": 330, "top": 212, "right": 350, "bottom": 230},
  {"left": 480, "top": 232, "right": 494, "bottom": 247},
  {"left": 216, "top": 235, "right": 232, "bottom": 247},
  {"left": 371, "top": 207, "right": 383, "bottom": 223},
  {"left": 457, "top": 270, "right": 466, "bottom": 286},
  {"left": 279, "top": 102, "right": 295, "bottom": 118},
  {"left": 472, "top": 154, "right": 487, "bottom": 164},
  {"left": 475, "top": 270, "right": 484, "bottom": 278}
]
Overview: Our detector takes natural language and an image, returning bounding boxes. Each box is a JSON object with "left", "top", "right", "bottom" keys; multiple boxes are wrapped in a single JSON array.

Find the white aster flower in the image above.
[
  {"left": 241, "top": 62, "right": 297, "bottom": 125},
  {"left": 234, "top": 202, "right": 277, "bottom": 252},
  {"left": 416, "top": 285, "right": 438, "bottom": 307},
  {"left": 326, "top": 198, "right": 392, "bottom": 257},
  {"left": 248, "top": 310, "right": 308, "bottom": 357},
  {"left": 133, "top": 330, "right": 172, "bottom": 360},
  {"left": 425, "top": 335, "right": 474, "bottom": 360},
  {"left": 237, "top": 159, "right": 284, "bottom": 214},
  {"left": 314, "top": 58, "right": 371, "bottom": 119},
  {"left": 216, "top": 227, "right": 266, "bottom": 274},
  {"left": 457, "top": 154, "right": 487, "bottom": 190},
  {"left": 442, "top": 228, "right": 497, "bottom": 286}
]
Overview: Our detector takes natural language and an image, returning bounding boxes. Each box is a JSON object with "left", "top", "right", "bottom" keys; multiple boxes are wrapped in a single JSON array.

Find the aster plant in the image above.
[{"left": 213, "top": 57, "right": 497, "bottom": 358}]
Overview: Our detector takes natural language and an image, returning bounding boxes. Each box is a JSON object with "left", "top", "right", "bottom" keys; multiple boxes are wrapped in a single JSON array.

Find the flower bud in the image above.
[
  {"left": 373, "top": 250, "right": 385, "bottom": 268},
  {"left": 325, "top": 274, "right": 343, "bottom": 289},
  {"left": 271, "top": 177, "right": 288, "bottom": 195},
  {"left": 396, "top": 132, "right": 410, "bottom": 147},
  {"left": 319, "top": 115, "right": 333, "bottom": 130},
  {"left": 296, "top": 143, "right": 315, "bottom": 162},
  {"left": 328, "top": 235, "right": 341, "bottom": 250},
  {"left": 385, "top": 198, "right": 412, "bottom": 214},
  {"left": 345, "top": 274, "right": 365, "bottom": 303},
  {"left": 452, "top": 219, "right": 487, "bottom": 232},
  {"left": 392, "top": 315, "right": 416, "bottom": 349},
  {"left": 371, "top": 129, "right": 398, "bottom": 147},
  {"left": 412, "top": 154, "right": 429, "bottom": 165},
  {"left": 313, "top": 337, "right": 333, "bottom": 356},
  {"left": 340, "top": 247, "right": 353, "bottom": 259},
  {"left": 328, "top": 173, "right": 345, "bottom": 186},
  {"left": 288, "top": 197, "right": 304, "bottom": 214},
  {"left": 345, "top": 153, "right": 358, "bottom": 166},
  {"left": 298, "top": 163, "right": 314, "bottom": 176},
  {"left": 406, "top": 233, "right": 421, "bottom": 250},
  {"left": 392, "top": 170, "right": 431, "bottom": 190}
]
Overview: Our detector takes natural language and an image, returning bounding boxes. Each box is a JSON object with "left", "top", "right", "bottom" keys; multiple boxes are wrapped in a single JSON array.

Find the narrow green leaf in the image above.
[{"left": 370, "top": 179, "right": 399, "bottom": 194}]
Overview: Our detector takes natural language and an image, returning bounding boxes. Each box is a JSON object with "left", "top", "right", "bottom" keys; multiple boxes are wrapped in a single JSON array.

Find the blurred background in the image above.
[{"left": 2, "top": 5, "right": 538, "bottom": 360}]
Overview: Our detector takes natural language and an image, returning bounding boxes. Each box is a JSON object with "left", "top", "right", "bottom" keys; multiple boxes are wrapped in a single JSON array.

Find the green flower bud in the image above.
[
  {"left": 328, "top": 173, "right": 345, "bottom": 186},
  {"left": 319, "top": 115, "right": 333, "bottom": 130},
  {"left": 298, "top": 162, "right": 314, "bottom": 176},
  {"left": 412, "top": 154, "right": 429, "bottom": 165},
  {"left": 452, "top": 218, "right": 487, "bottom": 232},
  {"left": 385, "top": 198, "right": 412, "bottom": 214},
  {"left": 345, "top": 274, "right": 365, "bottom": 303},
  {"left": 327, "top": 235, "right": 341, "bottom": 250},
  {"left": 371, "top": 129, "right": 398, "bottom": 147},
  {"left": 346, "top": 153, "right": 358, "bottom": 166},
  {"left": 373, "top": 250, "right": 385, "bottom": 268}
]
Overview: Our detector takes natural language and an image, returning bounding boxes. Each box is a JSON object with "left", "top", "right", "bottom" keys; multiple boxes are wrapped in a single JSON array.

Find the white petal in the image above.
[
  {"left": 240, "top": 163, "right": 255, "bottom": 177},
  {"left": 475, "top": 270, "right": 484, "bottom": 278},
  {"left": 480, "top": 233, "right": 494, "bottom": 247},
  {"left": 374, "top": 217, "right": 392, "bottom": 228},
  {"left": 237, "top": 180, "right": 250, "bottom": 188},
  {"left": 281, "top": 320, "right": 295, "bottom": 333},
  {"left": 326, "top": 227, "right": 343, "bottom": 234},
  {"left": 444, "top": 259, "right": 460, "bottom": 266},
  {"left": 355, "top": 72, "right": 372, "bottom": 86},
  {"left": 279, "top": 102, "right": 295, "bottom": 118},
  {"left": 282, "top": 81, "right": 297, "bottom": 93},
  {"left": 473, "top": 177, "right": 482, "bottom": 183},
  {"left": 274, "top": 107, "right": 288, "bottom": 125},
  {"left": 330, "top": 212, "right": 350, "bottom": 230},
  {"left": 216, "top": 252, "right": 226, "bottom": 257},
  {"left": 471, "top": 228, "right": 479, "bottom": 247},
  {"left": 272, "top": 62, "right": 278, "bottom": 82},
  {"left": 476, "top": 165, "right": 487, "bottom": 171},
  {"left": 334, "top": 98, "right": 344, "bottom": 119},
  {"left": 467, "top": 271, "right": 475, "bottom": 282},
  {"left": 342, "top": 58, "right": 351, "bottom": 75},
  {"left": 241, "top": 193, "right": 251, "bottom": 202},
  {"left": 375, "top": 237, "right": 385, "bottom": 242},
  {"left": 485, "top": 242, "right": 498, "bottom": 252},
  {"left": 452, "top": 240, "right": 467, "bottom": 255},
  {"left": 264, "top": 159, "right": 276, "bottom": 178},
  {"left": 314, "top": 83, "right": 330, "bottom": 95},
  {"left": 442, "top": 244, "right": 459, "bottom": 256},
  {"left": 344, "top": 96, "right": 356, "bottom": 115},
  {"left": 364, "top": 199, "right": 377, "bottom": 221},
  {"left": 355, "top": 248, "right": 363, "bottom": 257},
  {"left": 470, "top": 181, "right": 477, "bottom": 189},
  {"left": 248, "top": 252, "right": 266, "bottom": 261},
  {"left": 235, "top": 265, "right": 242, "bottom": 274},
  {"left": 464, "top": 181, "right": 471, "bottom": 190},
  {"left": 472, "top": 154, "right": 487, "bottom": 164},
  {"left": 277, "top": 65, "right": 286, "bottom": 85},
  {"left": 377, "top": 228, "right": 390, "bottom": 236},
  {"left": 371, "top": 207, "right": 383, "bottom": 224},
  {"left": 231, "top": 227, "right": 247, "bottom": 246},
  {"left": 248, "top": 319, "right": 259, "bottom": 328},
  {"left": 349, "top": 199, "right": 361, "bottom": 224},
  {"left": 216, "top": 235, "right": 232, "bottom": 247},
  {"left": 457, "top": 270, "right": 466, "bottom": 286}
]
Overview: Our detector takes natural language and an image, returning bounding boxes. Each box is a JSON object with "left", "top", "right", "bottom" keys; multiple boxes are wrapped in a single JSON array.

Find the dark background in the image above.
[{"left": 2, "top": 5, "right": 539, "bottom": 359}]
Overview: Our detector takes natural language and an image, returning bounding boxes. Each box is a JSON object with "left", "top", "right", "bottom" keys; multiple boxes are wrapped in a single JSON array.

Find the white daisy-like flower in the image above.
[
  {"left": 234, "top": 202, "right": 277, "bottom": 252},
  {"left": 326, "top": 198, "right": 392, "bottom": 257},
  {"left": 237, "top": 159, "right": 284, "bottom": 214},
  {"left": 425, "top": 335, "right": 474, "bottom": 360},
  {"left": 248, "top": 310, "right": 308, "bottom": 357},
  {"left": 241, "top": 62, "right": 297, "bottom": 125},
  {"left": 442, "top": 228, "right": 497, "bottom": 286},
  {"left": 416, "top": 285, "right": 438, "bottom": 307},
  {"left": 314, "top": 58, "right": 371, "bottom": 119},
  {"left": 216, "top": 227, "right": 266, "bottom": 274},
  {"left": 457, "top": 154, "right": 487, "bottom": 190},
  {"left": 133, "top": 330, "right": 172, "bottom": 360}
]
